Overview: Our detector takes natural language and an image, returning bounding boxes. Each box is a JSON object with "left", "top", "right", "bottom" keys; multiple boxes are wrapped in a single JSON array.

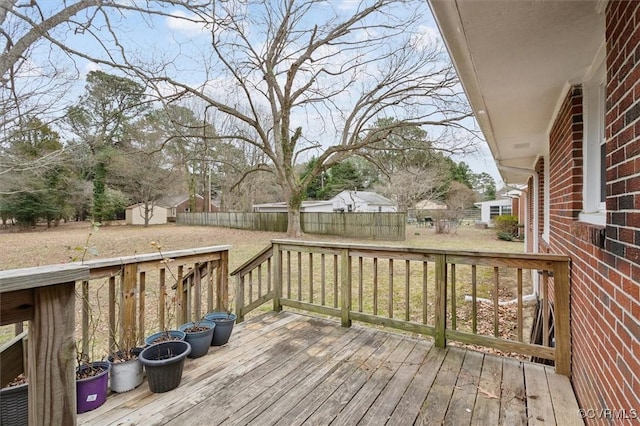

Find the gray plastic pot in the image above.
[
  {"left": 204, "top": 312, "right": 237, "bottom": 346},
  {"left": 179, "top": 321, "right": 216, "bottom": 358}
]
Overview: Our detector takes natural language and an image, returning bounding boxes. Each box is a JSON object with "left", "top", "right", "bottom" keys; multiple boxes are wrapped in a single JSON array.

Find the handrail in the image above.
[{"left": 235, "top": 239, "right": 571, "bottom": 376}]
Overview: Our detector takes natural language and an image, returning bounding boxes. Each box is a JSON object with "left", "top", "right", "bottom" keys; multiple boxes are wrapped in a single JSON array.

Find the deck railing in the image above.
[
  {"left": 0, "top": 245, "right": 230, "bottom": 425},
  {"left": 232, "top": 240, "right": 571, "bottom": 376}
]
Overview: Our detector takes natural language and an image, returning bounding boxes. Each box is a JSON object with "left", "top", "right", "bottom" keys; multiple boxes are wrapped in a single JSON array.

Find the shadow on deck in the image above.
[{"left": 79, "top": 311, "right": 583, "bottom": 426}]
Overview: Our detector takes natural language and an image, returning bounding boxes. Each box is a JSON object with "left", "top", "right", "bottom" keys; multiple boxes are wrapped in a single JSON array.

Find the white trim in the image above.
[
  {"left": 545, "top": 82, "right": 573, "bottom": 136},
  {"left": 582, "top": 45, "right": 607, "bottom": 225},
  {"left": 595, "top": 0, "right": 609, "bottom": 14},
  {"left": 542, "top": 154, "right": 550, "bottom": 244}
]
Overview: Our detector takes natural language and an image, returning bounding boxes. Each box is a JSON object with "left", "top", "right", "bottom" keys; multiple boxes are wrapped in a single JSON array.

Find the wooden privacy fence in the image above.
[
  {"left": 0, "top": 245, "right": 230, "bottom": 425},
  {"left": 178, "top": 212, "right": 407, "bottom": 240},
  {"left": 232, "top": 239, "right": 571, "bottom": 376}
]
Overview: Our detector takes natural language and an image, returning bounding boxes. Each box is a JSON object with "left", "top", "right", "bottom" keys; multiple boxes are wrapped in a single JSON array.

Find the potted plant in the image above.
[
  {"left": 178, "top": 319, "right": 215, "bottom": 358},
  {"left": 108, "top": 346, "right": 144, "bottom": 393},
  {"left": 204, "top": 310, "right": 237, "bottom": 346},
  {"left": 139, "top": 340, "right": 191, "bottom": 393},
  {"left": 76, "top": 359, "right": 111, "bottom": 414},
  {"left": 0, "top": 374, "right": 28, "bottom": 426}
]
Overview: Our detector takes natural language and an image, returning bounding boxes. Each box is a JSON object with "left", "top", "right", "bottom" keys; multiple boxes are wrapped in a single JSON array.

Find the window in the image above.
[
  {"left": 490, "top": 205, "right": 500, "bottom": 219},
  {"left": 581, "top": 45, "right": 606, "bottom": 226}
]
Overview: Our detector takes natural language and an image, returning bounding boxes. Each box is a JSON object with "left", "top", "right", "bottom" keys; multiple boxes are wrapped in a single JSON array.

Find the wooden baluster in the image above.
[
  {"left": 333, "top": 254, "right": 339, "bottom": 308},
  {"left": 493, "top": 266, "right": 499, "bottom": 338},
  {"left": 422, "top": 261, "right": 428, "bottom": 325},
  {"left": 267, "top": 258, "right": 272, "bottom": 294},
  {"left": 451, "top": 264, "right": 456, "bottom": 331},
  {"left": 434, "top": 254, "right": 447, "bottom": 348},
  {"left": 82, "top": 280, "right": 89, "bottom": 359},
  {"left": 218, "top": 250, "right": 229, "bottom": 311},
  {"left": 517, "top": 268, "right": 523, "bottom": 342},
  {"left": 358, "top": 257, "right": 363, "bottom": 312},
  {"left": 297, "top": 251, "right": 302, "bottom": 301},
  {"left": 405, "top": 260, "right": 410, "bottom": 322},
  {"left": 258, "top": 264, "right": 263, "bottom": 299},
  {"left": 248, "top": 270, "right": 253, "bottom": 304},
  {"left": 287, "top": 251, "right": 292, "bottom": 299},
  {"left": 177, "top": 265, "right": 184, "bottom": 326},
  {"left": 159, "top": 268, "right": 166, "bottom": 331},
  {"left": 122, "top": 264, "right": 137, "bottom": 347},
  {"left": 138, "top": 271, "right": 146, "bottom": 346},
  {"left": 340, "top": 249, "right": 351, "bottom": 327},
  {"left": 309, "top": 253, "right": 313, "bottom": 304},
  {"left": 373, "top": 258, "right": 378, "bottom": 316},
  {"left": 194, "top": 263, "right": 201, "bottom": 321},
  {"left": 321, "top": 253, "right": 326, "bottom": 306},
  {"left": 471, "top": 265, "right": 477, "bottom": 334},
  {"left": 388, "top": 259, "right": 394, "bottom": 319},
  {"left": 542, "top": 270, "right": 549, "bottom": 347},
  {"left": 273, "top": 244, "right": 282, "bottom": 313},
  {"left": 207, "top": 261, "right": 214, "bottom": 313}
]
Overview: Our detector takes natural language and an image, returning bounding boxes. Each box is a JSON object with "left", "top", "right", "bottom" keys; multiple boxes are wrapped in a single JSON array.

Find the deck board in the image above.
[{"left": 78, "top": 311, "right": 583, "bottom": 426}]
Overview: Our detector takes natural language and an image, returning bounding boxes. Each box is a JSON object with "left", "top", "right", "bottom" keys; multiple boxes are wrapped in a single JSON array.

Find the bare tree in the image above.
[
  {"left": 129, "top": 0, "right": 473, "bottom": 236},
  {"left": 376, "top": 165, "right": 448, "bottom": 213},
  {"left": 2, "top": 1, "right": 475, "bottom": 236}
]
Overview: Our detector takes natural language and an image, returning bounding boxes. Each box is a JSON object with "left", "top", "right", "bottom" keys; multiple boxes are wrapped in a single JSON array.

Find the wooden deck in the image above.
[{"left": 79, "top": 311, "right": 583, "bottom": 426}]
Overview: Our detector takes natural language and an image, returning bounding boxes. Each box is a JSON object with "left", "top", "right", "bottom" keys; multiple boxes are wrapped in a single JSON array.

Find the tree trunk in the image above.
[{"left": 286, "top": 196, "right": 303, "bottom": 237}]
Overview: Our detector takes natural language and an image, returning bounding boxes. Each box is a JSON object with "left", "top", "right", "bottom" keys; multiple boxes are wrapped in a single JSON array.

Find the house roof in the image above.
[
  {"left": 428, "top": 1, "right": 604, "bottom": 184},
  {"left": 333, "top": 191, "right": 396, "bottom": 206},
  {"left": 157, "top": 194, "right": 204, "bottom": 208},
  {"left": 252, "top": 200, "right": 333, "bottom": 209}
]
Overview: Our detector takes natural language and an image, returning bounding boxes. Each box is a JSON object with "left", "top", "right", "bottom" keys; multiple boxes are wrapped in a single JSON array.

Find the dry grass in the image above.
[{"left": 0, "top": 221, "right": 525, "bottom": 352}]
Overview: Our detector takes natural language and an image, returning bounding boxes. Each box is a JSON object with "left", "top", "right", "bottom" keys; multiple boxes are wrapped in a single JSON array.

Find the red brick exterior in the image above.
[{"left": 532, "top": 2, "right": 640, "bottom": 423}]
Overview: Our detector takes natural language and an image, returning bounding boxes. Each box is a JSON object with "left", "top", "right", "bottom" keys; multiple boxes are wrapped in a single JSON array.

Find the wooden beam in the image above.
[
  {"left": 28, "top": 282, "right": 76, "bottom": 426},
  {"left": 340, "top": 249, "right": 351, "bottom": 327}
]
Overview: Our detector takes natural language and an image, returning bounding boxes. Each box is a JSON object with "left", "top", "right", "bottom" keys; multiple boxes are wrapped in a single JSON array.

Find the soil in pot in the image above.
[
  {"left": 178, "top": 320, "right": 216, "bottom": 358},
  {"left": 204, "top": 312, "right": 237, "bottom": 346},
  {"left": 144, "top": 330, "right": 186, "bottom": 346},
  {"left": 76, "top": 361, "right": 111, "bottom": 414},
  {"left": 139, "top": 340, "right": 191, "bottom": 393}
]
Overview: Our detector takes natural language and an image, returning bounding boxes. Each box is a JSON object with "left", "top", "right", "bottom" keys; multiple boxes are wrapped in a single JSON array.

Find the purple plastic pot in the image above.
[{"left": 76, "top": 361, "right": 111, "bottom": 414}]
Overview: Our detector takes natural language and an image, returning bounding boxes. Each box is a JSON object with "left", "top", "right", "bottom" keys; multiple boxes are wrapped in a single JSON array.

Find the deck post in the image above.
[
  {"left": 553, "top": 260, "right": 571, "bottom": 376},
  {"left": 273, "top": 243, "right": 282, "bottom": 313},
  {"left": 29, "top": 282, "right": 77, "bottom": 426},
  {"left": 434, "top": 254, "right": 447, "bottom": 348},
  {"left": 340, "top": 248, "right": 352, "bottom": 327},
  {"left": 121, "top": 263, "right": 137, "bottom": 347}
]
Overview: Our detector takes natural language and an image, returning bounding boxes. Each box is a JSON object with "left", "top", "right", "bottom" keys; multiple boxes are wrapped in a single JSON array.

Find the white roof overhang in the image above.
[{"left": 429, "top": 0, "right": 605, "bottom": 184}]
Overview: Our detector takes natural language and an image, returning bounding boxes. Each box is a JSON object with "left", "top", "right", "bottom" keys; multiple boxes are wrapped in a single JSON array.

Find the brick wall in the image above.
[{"left": 541, "top": 2, "right": 640, "bottom": 422}]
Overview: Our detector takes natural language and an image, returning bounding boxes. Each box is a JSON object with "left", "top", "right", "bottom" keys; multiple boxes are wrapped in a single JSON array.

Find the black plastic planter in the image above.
[
  {"left": 139, "top": 340, "right": 191, "bottom": 393},
  {"left": 0, "top": 382, "right": 28, "bottom": 426}
]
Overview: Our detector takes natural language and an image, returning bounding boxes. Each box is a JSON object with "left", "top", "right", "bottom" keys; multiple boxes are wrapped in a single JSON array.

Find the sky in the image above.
[{"left": 10, "top": 0, "right": 504, "bottom": 187}]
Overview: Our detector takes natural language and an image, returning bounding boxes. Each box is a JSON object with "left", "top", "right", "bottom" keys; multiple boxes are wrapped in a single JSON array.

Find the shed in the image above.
[{"left": 125, "top": 203, "right": 168, "bottom": 225}]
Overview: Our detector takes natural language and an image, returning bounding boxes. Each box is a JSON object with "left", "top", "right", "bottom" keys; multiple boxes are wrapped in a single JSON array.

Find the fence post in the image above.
[
  {"left": 273, "top": 243, "right": 282, "bottom": 313},
  {"left": 341, "top": 248, "right": 352, "bottom": 327},
  {"left": 434, "top": 253, "right": 447, "bottom": 348},
  {"left": 553, "top": 260, "right": 571, "bottom": 376}
]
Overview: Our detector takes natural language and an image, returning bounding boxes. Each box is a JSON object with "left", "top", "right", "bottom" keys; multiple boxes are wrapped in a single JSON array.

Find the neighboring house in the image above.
[
  {"left": 430, "top": 0, "right": 639, "bottom": 419},
  {"left": 252, "top": 200, "right": 334, "bottom": 213},
  {"left": 474, "top": 198, "right": 513, "bottom": 224},
  {"left": 125, "top": 203, "right": 168, "bottom": 225},
  {"left": 330, "top": 191, "right": 397, "bottom": 212},
  {"left": 158, "top": 194, "right": 215, "bottom": 221}
]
